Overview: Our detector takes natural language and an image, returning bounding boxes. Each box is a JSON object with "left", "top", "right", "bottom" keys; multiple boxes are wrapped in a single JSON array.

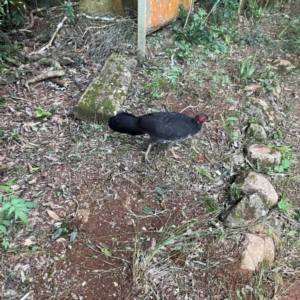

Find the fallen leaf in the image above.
[
  {"left": 244, "top": 83, "right": 262, "bottom": 91},
  {"left": 44, "top": 155, "right": 58, "bottom": 162},
  {"left": 28, "top": 163, "right": 33, "bottom": 173},
  {"left": 42, "top": 201, "right": 64, "bottom": 210},
  {"left": 28, "top": 179, "right": 37, "bottom": 185},
  {"left": 71, "top": 293, "right": 78, "bottom": 300},
  {"left": 273, "top": 59, "right": 291, "bottom": 66},
  {"left": 56, "top": 238, "right": 67, "bottom": 243},
  {"left": 151, "top": 237, "right": 156, "bottom": 248},
  {"left": 77, "top": 209, "right": 90, "bottom": 223},
  {"left": 11, "top": 185, "right": 20, "bottom": 191},
  {"left": 23, "top": 238, "right": 35, "bottom": 247},
  {"left": 121, "top": 196, "right": 131, "bottom": 209},
  {"left": 46, "top": 209, "right": 61, "bottom": 221}
]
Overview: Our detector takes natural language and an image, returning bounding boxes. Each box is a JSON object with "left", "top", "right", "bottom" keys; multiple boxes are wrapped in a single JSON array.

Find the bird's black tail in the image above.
[{"left": 108, "top": 112, "right": 144, "bottom": 136}]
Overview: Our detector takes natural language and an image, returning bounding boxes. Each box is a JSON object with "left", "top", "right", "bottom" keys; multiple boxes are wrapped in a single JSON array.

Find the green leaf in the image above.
[
  {"left": 278, "top": 199, "right": 288, "bottom": 211},
  {"left": 14, "top": 209, "right": 20, "bottom": 220},
  {"left": 287, "top": 230, "right": 297, "bottom": 236},
  {"left": 36, "top": 109, "right": 44, "bottom": 117},
  {"left": 1, "top": 202, "right": 11, "bottom": 211},
  {"left": 7, "top": 206, "right": 15, "bottom": 216},
  {"left": 86, "top": 240, "right": 95, "bottom": 249},
  {"left": 0, "top": 225, "right": 7, "bottom": 234},
  {"left": 70, "top": 230, "right": 78, "bottom": 242},
  {"left": 142, "top": 206, "right": 154, "bottom": 215},
  {"left": 227, "top": 98, "right": 235, "bottom": 103},
  {"left": 51, "top": 228, "right": 63, "bottom": 240},
  {"left": 0, "top": 185, "right": 14, "bottom": 193},
  {"left": 25, "top": 202, "right": 38, "bottom": 209},
  {"left": 2, "top": 220, "right": 10, "bottom": 226},
  {"left": 100, "top": 247, "right": 112, "bottom": 256},
  {"left": 18, "top": 211, "right": 29, "bottom": 224},
  {"left": 274, "top": 165, "right": 284, "bottom": 173},
  {"left": 226, "top": 116, "right": 239, "bottom": 121},
  {"left": 11, "top": 197, "right": 23, "bottom": 205},
  {"left": 281, "top": 158, "right": 291, "bottom": 169}
]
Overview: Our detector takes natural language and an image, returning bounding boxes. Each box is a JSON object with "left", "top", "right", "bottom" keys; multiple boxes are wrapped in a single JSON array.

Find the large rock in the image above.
[
  {"left": 247, "top": 123, "right": 267, "bottom": 141},
  {"left": 79, "top": 0, "right": 125, "bottom": 16},
  {"left": 238, "top": 171, "right": 278, "bottom": 207},
  {"left": 247, "top": 144, "right": 281, "bottom": 168},
  {"left": 244, "top": 98, "right": 279, "bottom": 128},
  {"left": 74, "top": 53, "right": 137, "bottom": 123},
  {"left": 240, "top": 234, "right": 275, "bottom": 271},
  {"left": 220, "top": 193, "right": 268, "bottom": 228}
]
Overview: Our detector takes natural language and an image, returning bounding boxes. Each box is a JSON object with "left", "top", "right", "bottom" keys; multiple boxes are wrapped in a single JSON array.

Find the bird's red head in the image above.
[{"left": 195, "top": 113, "right": 210, "bottom": 123}]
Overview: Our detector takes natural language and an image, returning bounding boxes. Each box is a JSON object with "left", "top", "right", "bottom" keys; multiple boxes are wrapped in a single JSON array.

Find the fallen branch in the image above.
[
  {"left": 24, "top": 58, "right": 65, "bottom": 90},
  {"left": 30, "top": 16, "right": 68, "bottom": 54}
]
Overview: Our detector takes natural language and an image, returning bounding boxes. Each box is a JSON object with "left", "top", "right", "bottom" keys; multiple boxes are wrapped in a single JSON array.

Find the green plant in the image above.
[
  {"left": 220, "top": 115, "right": 239, "bottom": 127},
  {"left": 294, "top": 209, "right": 300, "bottom": 222},
  {"left": 273, "top": 130, "right": 283, "bottom": 140},
  {"left": 278, "top": 195, "right": 288, "bottom": 211},
  {"left": 61, "top": 0, "right": 75, "bottom": 22},
  {"left": 8, "top": 128, "right": 19, "bottom": 140},
  {"left": 203, "top": 197, "right": 219, "bottom": 212},
  {"left": 165, "top": 66, "right": 181, "bottom": 86},
  {"left": 274, "top": 145, "right": 292, "bottom": 173},
  {"left": 195, "top": 166, "right": 213, "bottom": 180},
  {"left": 0, "top": 0, "right": 25, "bottom": 28},
  {"left": 36, "top": 108, "right": 52, "bottom": 120},
  {"left": 237, "top": 27, "right": 265, "bottom": 46},
  {"left": 174, "top": 7, "right": 228, "bottom": 59},
  {"left": 1, "top": 237, "right": 9, "bottom": 249},
  {"left": 229, "top": 182, "right": 240, "bottom": 200},
  {"left": 0, "top": 195, "right": 38, "bottom": 229},
  {"left": 278, "top": 14, "right": 300, "bottom": 51},
  {"left": 0, "top": 194, "right": 38, "bottom": 248},
  {"left": 143, "top": 67, "right": 169, "bottom": 99},
  {"left": 245, "top": 0, "right": 265, "bottom": 20},
  {"left": 257, "top": 64, "right": 277, "bottom": 93},
  {"left": 235, "top": 56, "right": 257, "bottom": 83}
]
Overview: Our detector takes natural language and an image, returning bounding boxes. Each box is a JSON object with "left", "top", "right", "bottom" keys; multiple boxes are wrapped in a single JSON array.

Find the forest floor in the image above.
[{"left": 1, "top": 1, "right": 300, "bottom": 299}]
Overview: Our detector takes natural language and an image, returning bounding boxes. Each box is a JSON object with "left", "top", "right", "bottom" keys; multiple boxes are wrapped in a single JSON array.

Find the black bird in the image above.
[{"left": 108, "top": 111, "right": 209, "bottom": 162}]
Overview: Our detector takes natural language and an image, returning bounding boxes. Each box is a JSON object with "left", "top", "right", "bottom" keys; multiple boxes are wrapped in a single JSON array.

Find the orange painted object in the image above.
[{"left": 146, "top": 0, "right": 193, "bottom": 33}]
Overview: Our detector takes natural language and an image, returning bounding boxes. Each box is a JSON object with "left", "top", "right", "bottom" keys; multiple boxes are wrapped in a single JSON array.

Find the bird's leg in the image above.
[
  {"left": 169, "top": 147, "right": 181, "bottom": 159},
  {"left": 167, "top": 143, "right": 182, "bottom": 160},
  {"left": 144, "top": 144, "right": 152, "bottom": 163}
]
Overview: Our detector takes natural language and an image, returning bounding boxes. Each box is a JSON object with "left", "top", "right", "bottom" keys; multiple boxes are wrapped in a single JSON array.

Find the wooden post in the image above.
[{"left": 138, "top": 0, "right": 146, "bottom": 60}]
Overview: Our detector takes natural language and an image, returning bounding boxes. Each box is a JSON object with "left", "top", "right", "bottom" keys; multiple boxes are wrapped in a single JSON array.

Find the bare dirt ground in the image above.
[{"left": 1, "top": 1, "right": 300, "bottom": 300}]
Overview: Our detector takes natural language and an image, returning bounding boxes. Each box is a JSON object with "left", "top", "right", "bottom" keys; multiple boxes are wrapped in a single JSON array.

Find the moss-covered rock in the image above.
[
  {"left": 74, "top": 53, "right": 137, "bottom": 124},
  {"left": 247, "top": 123, "right": 267, "bottom": 142},
  {"left": 220, "top": 193, "right": 268, "bottom": 228},
  {"left": 79, "top": 0, "right": 125, "bottom": 16}
]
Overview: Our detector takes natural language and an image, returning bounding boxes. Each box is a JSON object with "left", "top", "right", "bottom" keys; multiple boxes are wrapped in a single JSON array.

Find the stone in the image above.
[
  {"left": 245, "top": 98, "right": 278, "bottom": 127},
  {"left": 247, "top": 124, "right": 267, "bottom": 141},
  {"left": 240, "top": 234, "right": 275, "bottom": 271},
  {"left": 247, "top": 144, "right": 281, "bottom": 168},
  {"left": 79, "top": 0, "right": 125, "bottom": 16},
  {"left": 237, "top": 171, "right": 278, "bottom": 207},
  {"left": 220, "top": 193, "right": 268, "bottom": 228},
  {"left": 230, "top": 153, "right": 244, "bottom": 166},
  {"left": 74, "top": 53, "right": 137, "bottom": 123}
]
